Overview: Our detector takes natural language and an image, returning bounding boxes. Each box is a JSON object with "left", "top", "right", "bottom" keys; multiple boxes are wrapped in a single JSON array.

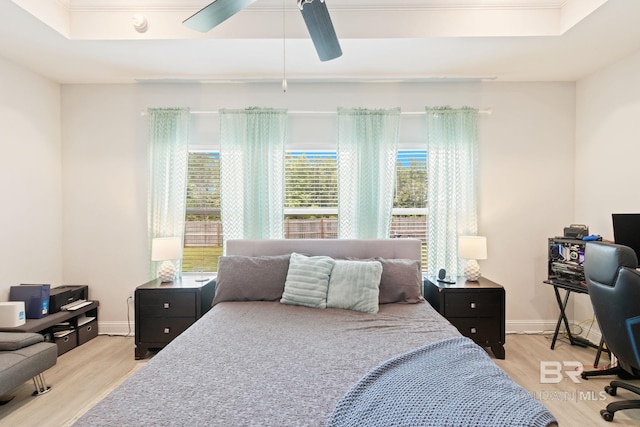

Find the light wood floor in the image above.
[
  {"left": 496, "top": 334, "right": 640, "bottom": 427},
  {"left": 1, "top": 334, "right": 640, "bottom": 426},
  {"left": 0, "top": 335, "right": 145, "bottom": 427}
]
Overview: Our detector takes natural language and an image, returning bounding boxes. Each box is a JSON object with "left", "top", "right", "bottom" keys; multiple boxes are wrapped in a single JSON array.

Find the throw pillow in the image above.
[
  {"left": 376, "top": 258, "right": 422, "bottom": 303},
  {"left": 212, "top": 254, "right": 291, "bottom": 306},
  {"left": 280, "top": 252, "right": 335, "bottom": 309},
  {"left": 347, "top": 257, "right": 422, "bottom": 304},
  {"left": 326, "top": 259, "right": 383, "bottom": 314}
]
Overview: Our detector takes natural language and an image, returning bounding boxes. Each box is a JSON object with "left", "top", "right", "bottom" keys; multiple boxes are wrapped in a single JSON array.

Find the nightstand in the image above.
[
  {"left": 135, "top": 276, "right": 215, "bottom": 359},
  {"left": 424, "top": 276, "right": 505, "bottom": 359}
]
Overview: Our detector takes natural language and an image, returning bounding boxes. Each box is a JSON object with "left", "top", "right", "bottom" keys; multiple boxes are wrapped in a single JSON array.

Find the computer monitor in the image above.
[{"left": 612, "top": 213, "right": 640, "bottom": 260}]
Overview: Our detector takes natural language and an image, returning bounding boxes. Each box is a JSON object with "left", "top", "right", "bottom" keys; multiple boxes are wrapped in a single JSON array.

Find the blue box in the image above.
[{"left": 9, "top": 284, "right": 51, "bottom": 319}]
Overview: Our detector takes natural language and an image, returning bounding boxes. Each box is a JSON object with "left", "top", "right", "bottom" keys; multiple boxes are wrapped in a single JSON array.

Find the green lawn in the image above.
[{"left": 182, "top": 246, "right": 223, "bottom": 272}]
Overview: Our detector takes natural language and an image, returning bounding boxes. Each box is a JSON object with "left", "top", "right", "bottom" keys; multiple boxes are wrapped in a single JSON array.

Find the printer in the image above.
[{"left": 49, "top": 285, "right": 89, "bottom": 313}]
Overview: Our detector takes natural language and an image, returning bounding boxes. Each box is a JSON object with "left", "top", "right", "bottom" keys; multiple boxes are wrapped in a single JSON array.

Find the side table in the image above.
[
  {"left": 424, "top": 276, "right": 506, "bottom": 359},
  {"left": 135, "top": 276, "right": 215, "bottom": 359}
]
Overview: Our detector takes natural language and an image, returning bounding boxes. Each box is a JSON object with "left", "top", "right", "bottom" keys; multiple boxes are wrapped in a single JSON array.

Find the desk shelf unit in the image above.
[
  {"left": 0, "top": 301, "right": 99, "bottom": 355},
  {"left": 545, "top": 236, "right": 608, "bottom": 367}
]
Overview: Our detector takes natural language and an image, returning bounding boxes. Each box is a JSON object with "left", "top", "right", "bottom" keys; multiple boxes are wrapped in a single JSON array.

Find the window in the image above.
[
  {"left": 183, "top": 149, "right": 427, "bottom": 271},
  {"left": 284, "top": 149, "right": 427, "bottom": 264},
  {"left": 183, "top": 151, "right": 222, "bottom": 272},
  {"left": 285, "top": 151, "right": 338, "bottom": 239},
  {"left": 392, "top": 150, "right": 427, "bottom": 265}
]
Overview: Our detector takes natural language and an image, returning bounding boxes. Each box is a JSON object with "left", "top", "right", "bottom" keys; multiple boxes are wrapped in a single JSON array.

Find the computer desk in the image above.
[{"left": 543, "top": 279, "right": 607, "bottom": 367}]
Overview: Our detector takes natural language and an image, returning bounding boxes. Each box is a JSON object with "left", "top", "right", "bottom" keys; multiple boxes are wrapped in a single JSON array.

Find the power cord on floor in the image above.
[{"left": 103, "top": 297, "right": 133, "bottom": 337}]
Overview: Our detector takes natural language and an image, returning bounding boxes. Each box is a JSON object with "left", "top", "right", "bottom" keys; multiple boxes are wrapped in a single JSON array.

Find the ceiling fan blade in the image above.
[
  {"left": 299, "top": 0, "right": 342, "bottom": 62},
  {"left": 183, "top": 0, "right": 258, "bottom": 33}
]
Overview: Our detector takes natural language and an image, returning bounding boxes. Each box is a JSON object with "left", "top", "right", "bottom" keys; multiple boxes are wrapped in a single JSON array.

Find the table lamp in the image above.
[
  {"left": 151, "top": 237, "right": 182, "bottom": 282},
  {"left": 458, "top": 236, "right": 487, "bottom": 282}
]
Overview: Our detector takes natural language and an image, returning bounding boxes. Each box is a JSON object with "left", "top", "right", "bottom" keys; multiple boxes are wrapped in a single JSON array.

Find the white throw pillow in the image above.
[
  {"left": 280, "top": 252, "right": 336, "bottom": 309},
  {"left": 326, "top": 259, "right": 383, "bottom": 313}
]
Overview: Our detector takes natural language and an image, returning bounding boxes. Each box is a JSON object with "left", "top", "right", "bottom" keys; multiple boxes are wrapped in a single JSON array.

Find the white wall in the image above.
[
  {"left": 479, "top": 83, "right": 576, "bottom": 332},
  {"left": 61, "top": 81, "right": 575, "bottom": 334},
  {"left": 576, "top": 49, "right": 640, "bottom": 236},
  {"left": 5, "top": 42, "right": 639, "bottom": 340},
  {"left": 0, "top": 56, "right": 62, "bottom": 301},
  {"left": 573, "top": 48, "right": 640, "bottom": 328}
]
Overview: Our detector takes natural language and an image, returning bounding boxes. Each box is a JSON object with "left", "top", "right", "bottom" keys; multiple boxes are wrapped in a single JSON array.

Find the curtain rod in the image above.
[
  {"left": 141, "top": 108, "right": 491, "bottom": 116},
  {"left": 192, "top": 109, "right": 492, "bottom": 115}
]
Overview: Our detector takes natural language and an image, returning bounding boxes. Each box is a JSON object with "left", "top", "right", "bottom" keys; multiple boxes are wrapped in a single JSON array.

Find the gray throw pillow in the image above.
[
  {"left": 212, "top": 254, "right": 291, "bottom": 306},
  {"left": 326, "top": 259, "right": 383, "bottom": 313},
  {"left": 280, "top": 252, "right": 335, "bottom": 309},
  {"left": 347, "top": 257, "right": 422, "bottom": 304},
  {"left": 377, "top": 258, "right": 422, "bottom": 303}
]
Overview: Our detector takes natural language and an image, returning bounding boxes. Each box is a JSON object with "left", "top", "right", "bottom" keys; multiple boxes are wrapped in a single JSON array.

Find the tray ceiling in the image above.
[{"left": 1, "top": 0, "right": 639, "bottom": 84}]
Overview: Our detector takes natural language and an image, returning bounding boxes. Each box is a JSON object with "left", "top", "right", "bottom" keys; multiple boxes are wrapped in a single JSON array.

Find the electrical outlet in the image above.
[{"left": 130, "top": 289, "right": 136, "bottom": 302}]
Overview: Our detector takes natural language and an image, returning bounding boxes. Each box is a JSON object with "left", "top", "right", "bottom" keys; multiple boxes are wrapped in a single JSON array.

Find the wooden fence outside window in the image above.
[{"left": 182, "top": 217, "right": 427, "bottom": 272}]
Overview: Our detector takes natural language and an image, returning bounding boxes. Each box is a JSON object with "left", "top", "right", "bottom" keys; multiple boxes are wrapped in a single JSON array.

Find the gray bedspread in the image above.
[
  {"left": 326, "top": 336, "right": 557, "bottom": 427},
  {"left": 75, "top": 301, "right": 457, "bottom": 426},
  {"left": 74, "top": 301, "right": 552, "bottom": 426}
]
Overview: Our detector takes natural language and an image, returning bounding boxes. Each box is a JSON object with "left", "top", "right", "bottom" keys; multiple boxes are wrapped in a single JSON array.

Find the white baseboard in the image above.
[
  {"left": 101, "top": 321, "right": 558, "bottom": 337},
  {"left": 506, "top": 320, "right": 603, "bottom": 346},
  {"left": 506, "top": 320, "right": 559, "bottom": 334},
  {"left": 97, "top": 319, "right": 603, "bottom": 345},
  {"left": 98, "top": 321, "right": 134, "bottom": 336}
]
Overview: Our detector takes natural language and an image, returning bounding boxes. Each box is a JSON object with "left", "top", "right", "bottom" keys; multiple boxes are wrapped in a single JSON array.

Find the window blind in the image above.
[
  {"left": 184, "top": 152, "right": 222, "bottom": 272},
  {"left": 392, "top": 149, "right": 427, "bottom": 266},
  {"left": 394, "top": 149, "right": 427, "bottom": 209},
  {"left": 285, "top": 151, "right": 338, "bottom": 211},
  {"left": 182, "top": 149, "right": 428, "bottom": 269},
  {"left": 284, "top": 151, "right": 338, "bottom": 239}
]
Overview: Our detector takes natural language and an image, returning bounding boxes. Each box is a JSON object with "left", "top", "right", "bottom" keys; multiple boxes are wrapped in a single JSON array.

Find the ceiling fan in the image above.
[{"left": 183, "top": 0, "right": 342, "bottom": 62}]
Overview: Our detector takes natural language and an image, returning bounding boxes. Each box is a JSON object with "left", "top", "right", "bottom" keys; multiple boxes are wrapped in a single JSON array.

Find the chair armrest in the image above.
[{"left": 0, "top": 332, "right": 44, "bottom": 351}]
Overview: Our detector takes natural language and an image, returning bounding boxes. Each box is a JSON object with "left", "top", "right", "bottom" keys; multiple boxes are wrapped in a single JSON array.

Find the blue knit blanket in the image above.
[{"left": 326, "top": 337, "right": 557, "bottom": 427}]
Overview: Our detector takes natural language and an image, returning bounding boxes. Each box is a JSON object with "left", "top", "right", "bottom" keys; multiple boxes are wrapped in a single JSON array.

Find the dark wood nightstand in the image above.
[
  {"left": 424, "top": 276, "right": 506, "bottom": 359},
  {"left": 134, "top": 276, "right": 215, "bottom": 359}
]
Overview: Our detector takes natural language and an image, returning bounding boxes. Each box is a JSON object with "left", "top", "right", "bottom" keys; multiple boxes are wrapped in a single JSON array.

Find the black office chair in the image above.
[{"left": 581, "top": 241, "right": 640, "bottom": 421}]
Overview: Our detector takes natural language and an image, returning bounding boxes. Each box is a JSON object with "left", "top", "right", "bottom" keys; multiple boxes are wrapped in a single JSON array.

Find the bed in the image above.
[{"left": 74, "top": 239, "right": 557, "bottom": 426}]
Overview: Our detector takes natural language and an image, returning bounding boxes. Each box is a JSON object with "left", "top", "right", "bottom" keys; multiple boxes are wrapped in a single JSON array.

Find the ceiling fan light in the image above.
[{"left": 298, "top": 0, "right": 342, "bottom": 62}]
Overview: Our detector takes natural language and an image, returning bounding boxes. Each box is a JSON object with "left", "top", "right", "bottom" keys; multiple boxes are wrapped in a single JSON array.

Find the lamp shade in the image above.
[
  {"left": 458, "top": 236, "right": 487, "bottom": 260},
  {"left": 151, "top": 237, "right": 182, "bottom": 261}
]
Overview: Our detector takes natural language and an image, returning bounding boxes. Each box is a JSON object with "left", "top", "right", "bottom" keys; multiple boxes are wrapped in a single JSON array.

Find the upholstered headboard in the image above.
[{"left": 226, "top": 239, "right": 421, "bottom": 261}]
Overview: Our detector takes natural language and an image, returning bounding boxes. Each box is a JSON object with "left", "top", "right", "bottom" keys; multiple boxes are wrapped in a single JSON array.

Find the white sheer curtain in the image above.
[
  {"left": 337, "top": 107, "right": 401, "bottom": 239},
  {"left": 425, "top": 107, "right": 479, "bottom": 276},
  {"left": 147, "top": 107, "right": 190, "bottom": 278},
  {"left": 219, "top": 108, "right": 287, "bottom": 247}
]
